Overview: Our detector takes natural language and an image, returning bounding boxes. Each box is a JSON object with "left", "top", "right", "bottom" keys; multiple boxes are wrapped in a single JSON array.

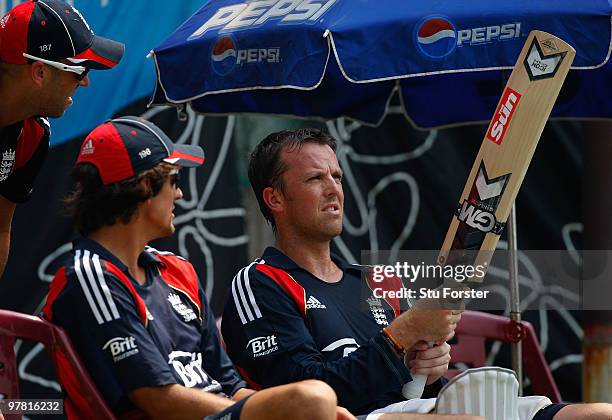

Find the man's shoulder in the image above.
[
  {"left": 62, "top": 246, "right": 118, "bottom": 278},
  {"left": 27, "top": 116, "right": 50, "bottom": 130},
  {"left": 56, "top": 247, "right": 134, "bottom": 302},
  {"left": 145, "top": 246, "right": 202, "bottom": 310},
  {"left": 233, "top": 257, "right": 300, "bottom": 288},
  {"left": 144, "top": 245, "right": 189, "bottom": 264},
  {"left": 224, "top": 257, "right": 309, "bottom": 328},
  {"left": 21, "top": 117, "right": 50, "bottom": 140},
  {"left": 44, "top": 247, "right": 131, "bottom": 324},
  {"left": 144, "top": 245, "right": 195, "bottom": 278},
  {"left": 13, "top": 117, "right": 50, "bottom": 167},
  {"left": 57, "top": 244, "right": 139, "bottom": 297},
  {"left": 232, "top": 258, "right": 309, "bottom": 308}
]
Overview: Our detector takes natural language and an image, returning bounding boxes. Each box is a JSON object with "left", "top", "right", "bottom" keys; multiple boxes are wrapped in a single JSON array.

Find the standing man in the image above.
[
  {"left": 43, "top": 118, "right": 355, "bottom": 420},
  {"left": 0, "top": 0, "right": 124, "bottom": 278}
]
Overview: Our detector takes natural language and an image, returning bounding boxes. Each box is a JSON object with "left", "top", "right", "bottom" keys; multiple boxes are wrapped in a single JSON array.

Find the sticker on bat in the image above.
[
  {"left": 523, "top": 37, "right": 567, "bottom": 81},
  {"left": 456, "top": 201, "right": 504, "bottom": 234},
  {"left": 487, "top": 87, "right": 521, "bottom": 145},
  {"left": 455, "top": 161, "right": 511, "bottom": 236}
]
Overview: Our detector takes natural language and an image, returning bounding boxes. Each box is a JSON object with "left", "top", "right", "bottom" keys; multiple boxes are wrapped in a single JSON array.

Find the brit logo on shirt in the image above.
[
  {"left": 102, "top": 336, "right": 139, "bottom": 362},
  {"left": 168, "top": 292, "right": 197, "bottom": 322},
  {"left": 168, "top": 351, "right": 221, "bottom": 390},
  {"left": 246, "top": 335, "right": 279, "bottom": 358},
  {"left": 0, "top": 149, "right": 15, "bottom": 182},
  {"left": 367, "top": 296, "right": 389, "bottom": 326}
]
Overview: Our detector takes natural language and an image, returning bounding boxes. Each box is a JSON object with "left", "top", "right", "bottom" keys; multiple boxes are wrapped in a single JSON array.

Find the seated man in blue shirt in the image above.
[
  {"left": 43, "top": 118, "right": 354, "bottom": 420},
  {"left": 221, "top": 128, "right": 612, "bottom": 420}
]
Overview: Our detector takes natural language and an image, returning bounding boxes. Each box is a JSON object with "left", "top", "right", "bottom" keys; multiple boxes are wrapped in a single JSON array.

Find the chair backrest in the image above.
[
  {"left": 450, "top": 310, "right": 562, "bottom": 403},
  {"left": 0, "top": 309, "right": 116, "bottom": 420}
]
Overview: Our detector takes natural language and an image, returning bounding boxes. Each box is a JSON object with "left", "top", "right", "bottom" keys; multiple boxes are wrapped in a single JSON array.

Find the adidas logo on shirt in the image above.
[{"left": 306, "top": 295, "right": 326, "bottom": 309}]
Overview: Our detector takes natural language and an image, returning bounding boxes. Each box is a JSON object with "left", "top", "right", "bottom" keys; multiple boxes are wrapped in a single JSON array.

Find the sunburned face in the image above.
[
  {"left": 275, "top": 143, "right": 344, "bottom": 241},
  {"left": 37, "top": 64, "right": 89, "bottom": 118}
]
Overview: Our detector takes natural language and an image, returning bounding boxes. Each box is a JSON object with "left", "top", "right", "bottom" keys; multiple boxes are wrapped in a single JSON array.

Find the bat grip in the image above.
[{"left": 401, "top": 341, "right": 434, "bottom": 400}]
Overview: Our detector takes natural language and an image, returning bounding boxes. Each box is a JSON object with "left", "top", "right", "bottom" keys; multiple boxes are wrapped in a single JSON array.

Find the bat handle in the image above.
[{"left": 401, "top": 341, "right": 434, "bottom": 400}]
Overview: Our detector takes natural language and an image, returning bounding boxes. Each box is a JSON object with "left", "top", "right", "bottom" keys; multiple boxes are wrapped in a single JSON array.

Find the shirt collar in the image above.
[
  {"left": 72, "top": 237, "right": 162, "bottom": 273},
  {"left": 261, "top": 246, "right": 363, "bottom": 274}
]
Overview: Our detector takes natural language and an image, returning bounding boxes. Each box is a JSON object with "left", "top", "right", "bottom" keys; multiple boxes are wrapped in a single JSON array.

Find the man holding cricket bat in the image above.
[
  {"left": 222, "top": 129, "right": 459, "bottom": 413},
  {"left": 222, "top": 128, "right": 612, "bottom": 419}
]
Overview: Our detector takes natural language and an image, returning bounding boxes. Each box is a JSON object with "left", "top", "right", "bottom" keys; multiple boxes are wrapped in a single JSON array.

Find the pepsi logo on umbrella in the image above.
[
  {"left": 415, "top": 17, "right": 457, "bottom": 59},
  {"left": 211, "top": 36, "right": 237, "bottom": 75},
  {"left": 210, "top": 35, "right": 281, "bottom": 76},
  {"left": 415, "top": 16, "right": 523, "bottom": 60}
]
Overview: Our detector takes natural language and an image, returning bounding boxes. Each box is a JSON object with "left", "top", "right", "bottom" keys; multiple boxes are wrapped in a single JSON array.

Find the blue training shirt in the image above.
[
  {"left": 44, "top": 238, "right": 246, "bottom": 417},
  {"left": 221, "top": 247, "right": 444, "bottom": 415}
]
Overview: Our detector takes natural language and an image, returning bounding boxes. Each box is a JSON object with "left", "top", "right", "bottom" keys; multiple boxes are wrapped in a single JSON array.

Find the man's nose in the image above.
[
  {"left": 324, "top": 175, "right": 341, "bottom": 194},
  {"left": 174, "top": 186, "right": 184, "bottom": 200},
  {"left": 78, "top": 74, "right": 90, "bottom": 87}
]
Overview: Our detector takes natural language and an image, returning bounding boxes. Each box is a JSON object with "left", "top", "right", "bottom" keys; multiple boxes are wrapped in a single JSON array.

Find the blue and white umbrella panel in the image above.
[{"left": 151, "top": 0, "right": 612, "bottom": 128}]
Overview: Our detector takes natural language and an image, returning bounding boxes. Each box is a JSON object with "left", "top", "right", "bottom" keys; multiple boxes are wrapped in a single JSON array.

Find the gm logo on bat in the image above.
[{"left": 456, "top": 201, "right": 500, "bottom": 233}]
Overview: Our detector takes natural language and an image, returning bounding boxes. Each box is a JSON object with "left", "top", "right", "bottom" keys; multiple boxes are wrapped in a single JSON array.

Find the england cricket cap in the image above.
[
  {"left": 76, "top": 116, "right": 205, "bottom": 185},
  {"left": 0, "top": 0, "right": 124, "bottom": 69}
]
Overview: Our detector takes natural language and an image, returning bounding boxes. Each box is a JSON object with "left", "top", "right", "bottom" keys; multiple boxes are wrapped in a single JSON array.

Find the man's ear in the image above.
[
  {"left": 139, "top": 176, "right": 153, "bottom": 199},
  {"left": 262, "top": 186, "right": 283, "bottom": 214},
  {"left": 30, "top": 61, "right": 48, "bottom": 87}
]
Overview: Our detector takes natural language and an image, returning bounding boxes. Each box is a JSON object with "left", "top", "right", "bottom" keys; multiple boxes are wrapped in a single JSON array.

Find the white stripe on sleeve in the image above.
[
  {"left": 92, "top": 254, "right": 120, "bottom": 321},
  {"left": 74, "top": 250, "right": 104, "bottom": 324},
  {"left": 82, "top": 250, "right": 113, "bottom": 322},
  {"left": 231, "top": 269, "right": 248, "bottom": 324},
  {"left": 236, "top": 269, "right": 255, "bottom": 322},
  {"left": 243, "top": 263, "right": 262, "bottom": 318}
]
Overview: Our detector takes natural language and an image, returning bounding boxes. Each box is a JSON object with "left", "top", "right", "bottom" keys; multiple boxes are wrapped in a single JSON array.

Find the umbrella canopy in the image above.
[{"left": 150, "top": 0, "right": 612, "bottom": 128}]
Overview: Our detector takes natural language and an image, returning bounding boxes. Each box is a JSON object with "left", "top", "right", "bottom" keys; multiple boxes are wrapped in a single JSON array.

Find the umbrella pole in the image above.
[{"left": 508, "top": 204, "right": 523, "bottom": 395}]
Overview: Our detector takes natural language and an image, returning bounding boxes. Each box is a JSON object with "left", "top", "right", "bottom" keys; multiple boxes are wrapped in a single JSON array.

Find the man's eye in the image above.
[{"left": 169, "top": 172, "right": 181, "bottom": 187}]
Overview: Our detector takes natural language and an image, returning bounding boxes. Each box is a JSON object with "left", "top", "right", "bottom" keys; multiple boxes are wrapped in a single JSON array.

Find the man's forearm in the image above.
[
  {"left": 129, "top": 384, "right": 234, "bottom": 419},
  {"left": 0, "top": 230, "right": 10, "bottom": 280},
  {"left": 0, "top": 197, "right": 16, "bottom": 281}
]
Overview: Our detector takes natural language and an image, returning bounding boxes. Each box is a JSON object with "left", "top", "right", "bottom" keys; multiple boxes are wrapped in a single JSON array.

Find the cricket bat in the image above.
[{"left": 402, "top": 30, "right": 575, "bottom": 400}]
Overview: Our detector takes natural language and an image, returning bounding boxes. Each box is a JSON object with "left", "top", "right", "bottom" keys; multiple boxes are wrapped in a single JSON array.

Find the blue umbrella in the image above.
[{"left": 150, "top": 0, "right": 612, "bottom": 128}]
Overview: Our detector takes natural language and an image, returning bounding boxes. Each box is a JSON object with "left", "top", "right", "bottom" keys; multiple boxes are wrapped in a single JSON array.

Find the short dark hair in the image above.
[
  {"left": 248, "top": 128, "right": 337, "bottom": 229},
  {"left": 64, "top": 162, "right": 174, "bottom": 235}
]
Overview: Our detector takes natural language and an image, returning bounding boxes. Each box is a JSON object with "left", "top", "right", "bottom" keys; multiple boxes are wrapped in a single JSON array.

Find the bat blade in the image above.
[
  {"left": 403, "top": 30, "right": 575, "bottom": 400},
  {"left": 437, "top": 30, "right": 575, "bottom": 279}
]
